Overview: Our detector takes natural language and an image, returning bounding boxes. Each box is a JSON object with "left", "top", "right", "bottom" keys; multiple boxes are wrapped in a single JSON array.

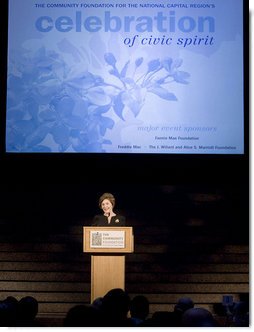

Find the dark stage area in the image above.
[{"left": 0, "top": 154, "right": 249, "bottom": 326}]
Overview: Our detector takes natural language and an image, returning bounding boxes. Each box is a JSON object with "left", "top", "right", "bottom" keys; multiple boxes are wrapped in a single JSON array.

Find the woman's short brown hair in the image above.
[{"left": 98, "top": 192, "right": 115, "bottom": 208}]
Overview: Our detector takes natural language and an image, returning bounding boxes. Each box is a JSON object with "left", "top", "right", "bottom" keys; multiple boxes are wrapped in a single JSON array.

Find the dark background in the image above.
[
  {"left": 0, "top": 0, "right": 249, "bottom": 257},
  {"left": 0, "top": 0, "right": 249, "bottom": 248},
  {"left": 0, "top": 1, "right": 249, "bottom": 325}
]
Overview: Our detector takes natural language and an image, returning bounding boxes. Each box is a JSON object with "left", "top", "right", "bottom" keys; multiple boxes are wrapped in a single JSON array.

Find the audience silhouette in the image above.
[
  {"left": 231, "top": 301, "right": 249, "bottom": 327},
  {"left": 0, "top": 296, "right": 18, "bottom": 326},
  {"left": 91, "top": 296, "right": 103, "bottom": 311},
  {"left": 0, "top": 291, "right": 249, "bottom": 327},
  {"left": 181, "top": 307, "right": 219, "bottom": 327},
  {"left": 171, "top": 296, "right": 195, "bottom": 326},
  {"left": 0, "top": 295, "right": 42, "bottom": 327},
  {"left": 16, "top": 296, "right": 42, "bottom": 327},
  {"left": 129, "top": 294, "right": 150, "bottom": 326},
  {"left": 64, "top": 304, "right": 102, "bottom": 327},
  {"left": 100, "top": 288, "right": 133, "bottom": 326}
]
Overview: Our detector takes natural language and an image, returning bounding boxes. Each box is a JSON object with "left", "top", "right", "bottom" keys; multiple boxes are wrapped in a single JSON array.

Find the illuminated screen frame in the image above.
[{"left": 0, "top": 0, "right": 249, "bottom": 159}]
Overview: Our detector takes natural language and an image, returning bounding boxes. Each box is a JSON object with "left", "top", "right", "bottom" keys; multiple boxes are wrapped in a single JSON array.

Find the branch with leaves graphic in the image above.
[
  {"left": 6, "top": 45, "right": 190, "bottom": 152},
  {"left": 103, "top": 52, "right": 190, "bottom": 120}
]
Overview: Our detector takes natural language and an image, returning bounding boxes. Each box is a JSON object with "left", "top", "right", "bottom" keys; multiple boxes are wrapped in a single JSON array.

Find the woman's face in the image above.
[{"left": 101, "top": 198, "right": 113, "bottom": 214}]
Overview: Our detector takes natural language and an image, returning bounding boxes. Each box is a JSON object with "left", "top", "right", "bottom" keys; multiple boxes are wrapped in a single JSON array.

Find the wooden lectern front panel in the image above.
[{"left": 91, "top": 255, "right": 125, "bottom": 302}]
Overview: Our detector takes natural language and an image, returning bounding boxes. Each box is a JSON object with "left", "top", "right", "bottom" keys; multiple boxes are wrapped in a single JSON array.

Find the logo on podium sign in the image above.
[{"left": 90, "top": 230, "right": 125, "bottom": 248}]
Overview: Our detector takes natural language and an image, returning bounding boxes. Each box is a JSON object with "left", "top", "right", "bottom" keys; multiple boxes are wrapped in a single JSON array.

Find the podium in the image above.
[{"left": 83, "top": 226, "right": 134, "bottom": 302}]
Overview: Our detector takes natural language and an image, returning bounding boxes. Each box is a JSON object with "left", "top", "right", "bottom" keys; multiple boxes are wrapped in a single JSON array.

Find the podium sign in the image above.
[
  {"left": 83, "top": 226, "right": 133, "bottom": 253},
  {"left": 90, "top": 230, "right": 125, "bottom": 249},
  {"left": 83, "top": 226, "right": 134, "bottom": 302}
]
